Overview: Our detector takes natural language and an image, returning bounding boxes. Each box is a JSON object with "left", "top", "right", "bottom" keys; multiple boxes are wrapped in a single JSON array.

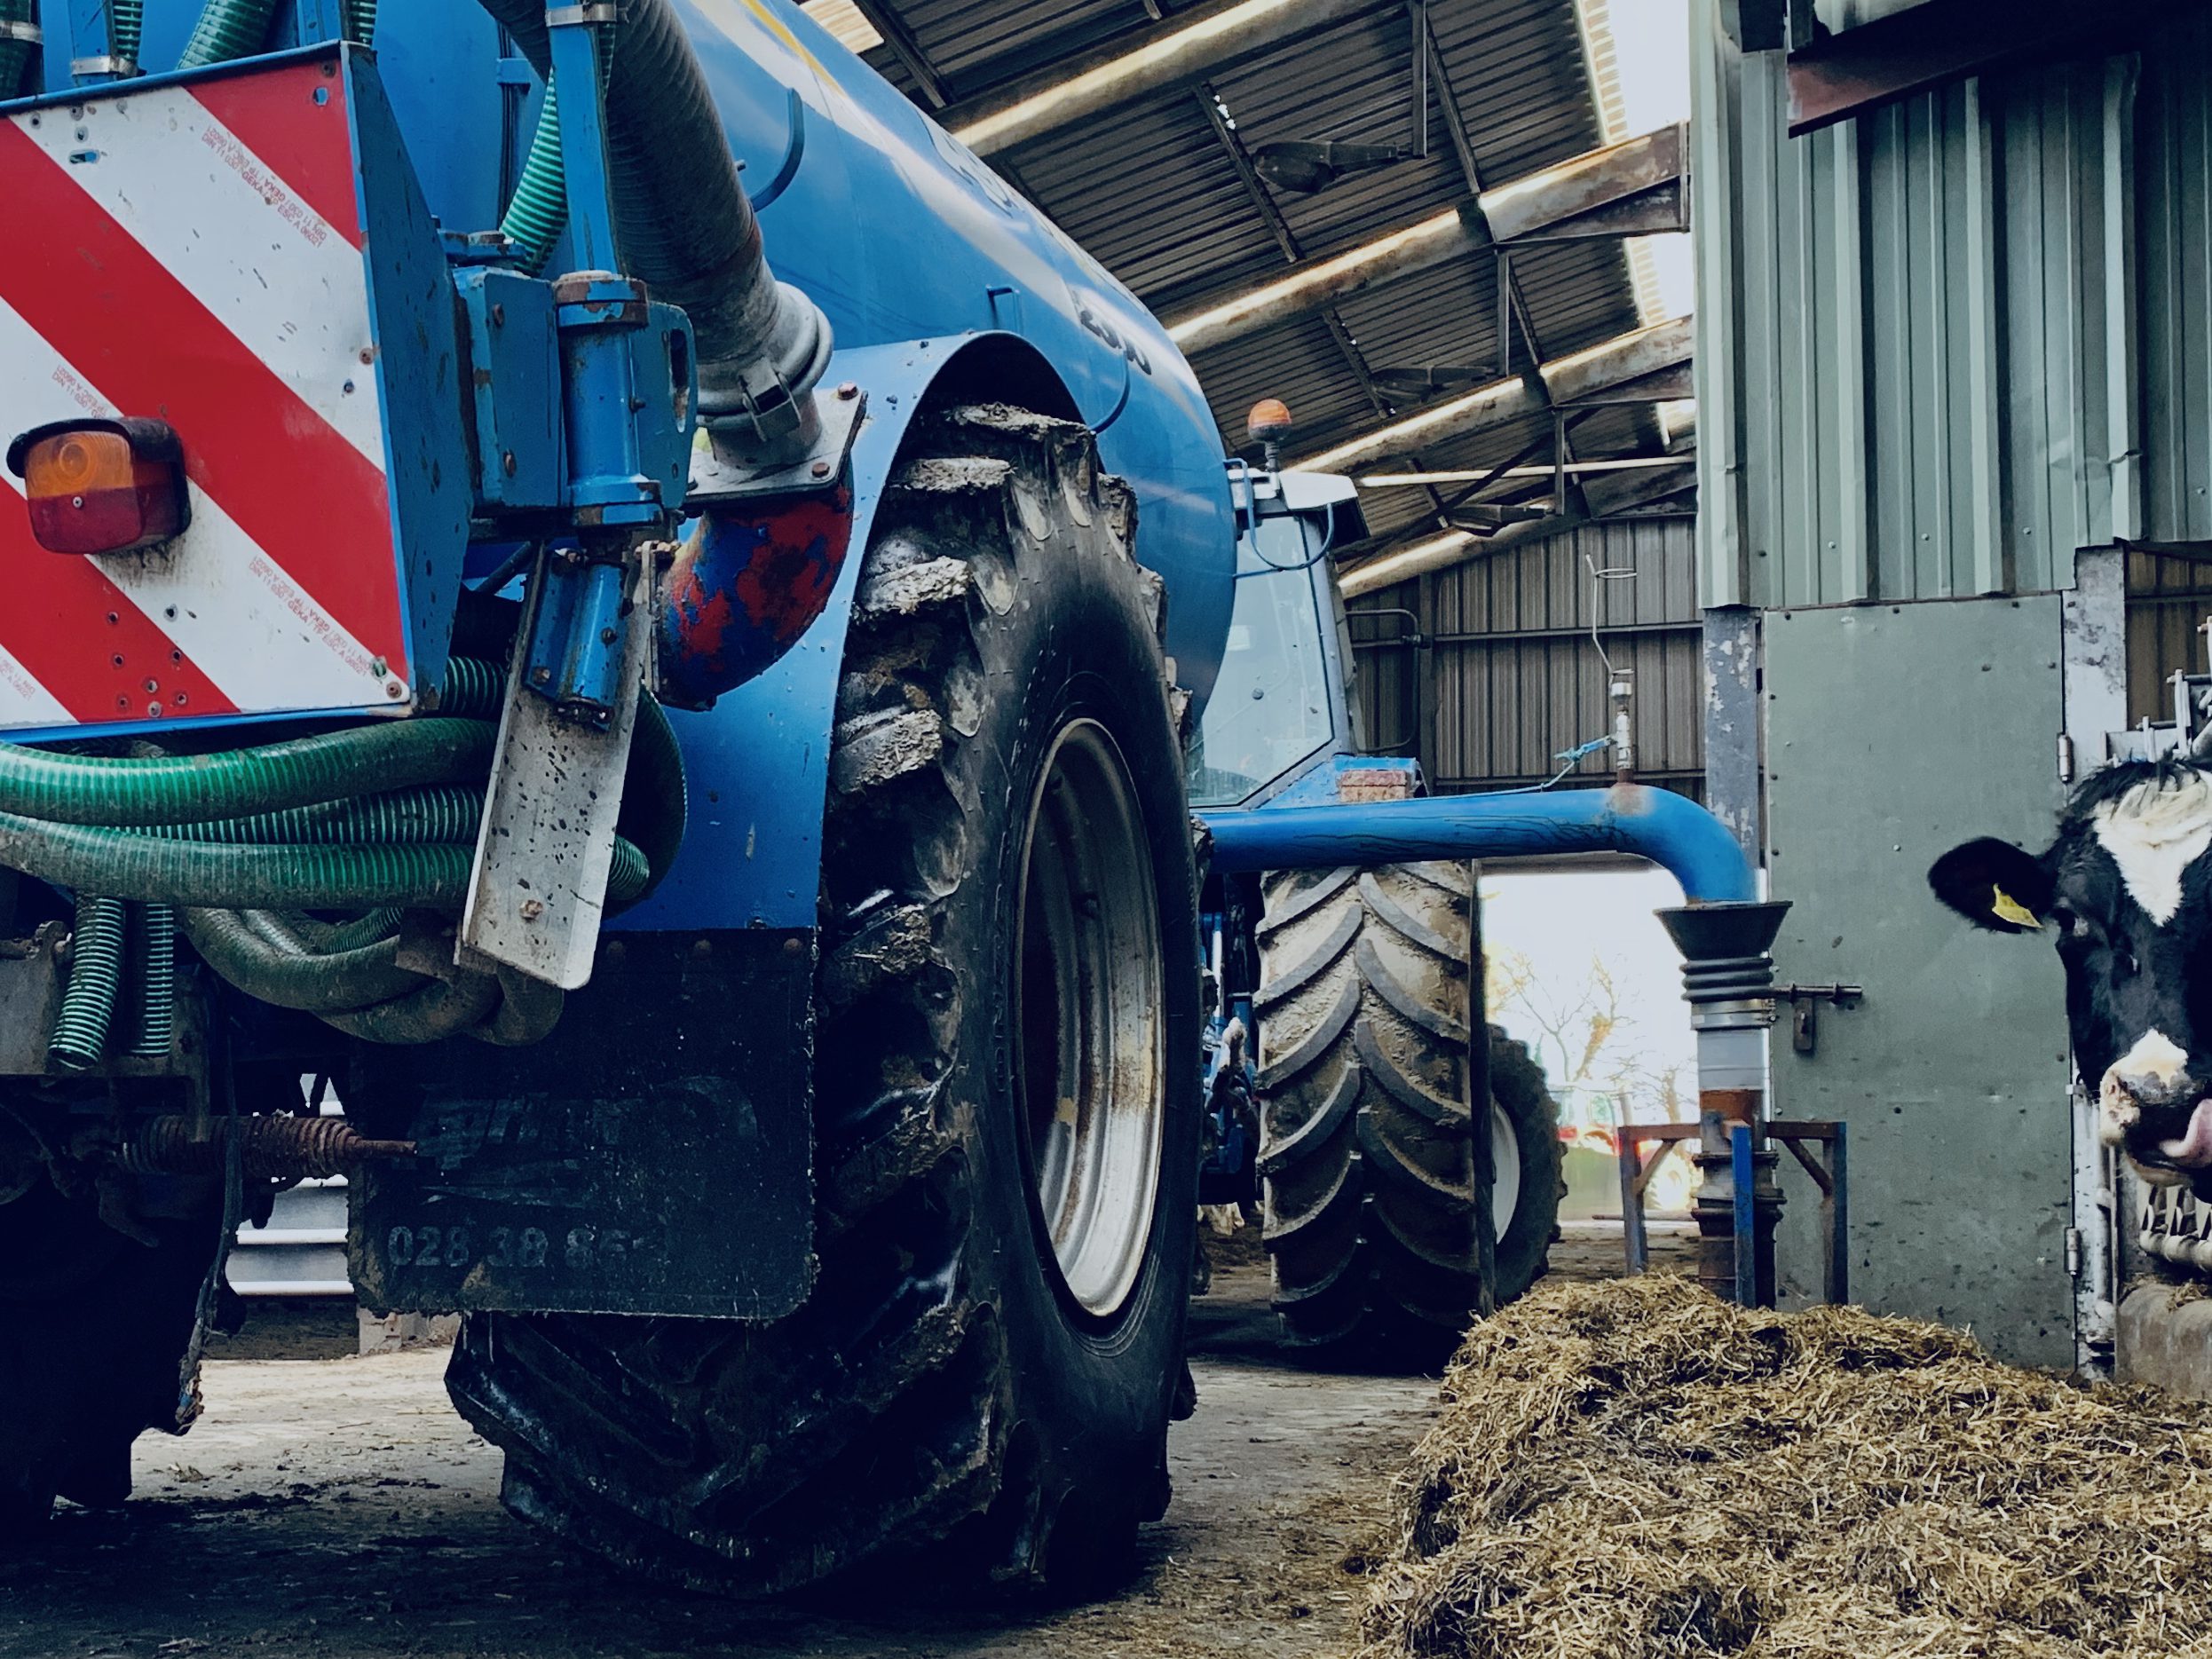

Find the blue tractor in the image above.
[
  {"left": 0, "top": 0, "right": 1725, "bottom": 1590},
  {"left": 1189, "top": 425, "right": 1561, "bottom": 1355}
]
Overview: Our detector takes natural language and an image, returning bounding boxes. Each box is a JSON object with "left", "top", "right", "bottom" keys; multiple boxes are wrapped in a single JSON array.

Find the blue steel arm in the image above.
[{"left": 1195, "top": 782, "right": 1758, "bottom": 905}]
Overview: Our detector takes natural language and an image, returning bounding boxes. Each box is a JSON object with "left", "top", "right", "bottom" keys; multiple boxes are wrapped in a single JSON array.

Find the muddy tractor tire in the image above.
[
  {"left": 1254, "top": 862, "right": 1561, "bottom": 1360},
  {"left": 447, "top": 406, "right": 1203, "bottom": 1598},
  {"left": 0, "top": 1173, "right": 219, "bottom": 1547}
]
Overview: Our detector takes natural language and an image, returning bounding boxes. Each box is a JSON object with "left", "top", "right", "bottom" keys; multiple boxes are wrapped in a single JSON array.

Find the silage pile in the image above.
[{"left": 1360, "top": 1276, "right": 2212, "bottom": 1659}]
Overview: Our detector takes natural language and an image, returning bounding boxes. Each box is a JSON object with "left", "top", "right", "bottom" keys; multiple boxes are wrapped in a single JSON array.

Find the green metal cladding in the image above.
[{"left": 1695, "top": 2, "right": 2212, "bottom": 610}]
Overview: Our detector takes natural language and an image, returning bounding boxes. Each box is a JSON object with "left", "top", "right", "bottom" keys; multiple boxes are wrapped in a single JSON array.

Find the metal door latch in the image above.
[{"left": 1774, "top": 983, "right": 1863, "bottom": 1055}]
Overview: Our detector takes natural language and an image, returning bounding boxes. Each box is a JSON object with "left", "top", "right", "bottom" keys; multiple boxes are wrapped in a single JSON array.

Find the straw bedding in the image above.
[{"left": 1358, "top": 1275, "right": 2212, "bottom": 1658}]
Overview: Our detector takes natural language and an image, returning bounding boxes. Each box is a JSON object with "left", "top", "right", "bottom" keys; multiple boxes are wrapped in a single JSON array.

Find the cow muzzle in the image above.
[{"left": 2100, "top": 1031, "right": 2212, "bottom": 1183}]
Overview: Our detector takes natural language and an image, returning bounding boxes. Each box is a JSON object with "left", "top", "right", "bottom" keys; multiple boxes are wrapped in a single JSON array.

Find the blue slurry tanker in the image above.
[{"left": 0, "top": 0, "right": 1765, "bottom": 1592}]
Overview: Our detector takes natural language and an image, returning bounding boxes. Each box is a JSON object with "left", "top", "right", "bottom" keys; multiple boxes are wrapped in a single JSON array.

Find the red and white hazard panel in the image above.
[{"left": 0, "top": 59, "right": 413, "bottom": 734}]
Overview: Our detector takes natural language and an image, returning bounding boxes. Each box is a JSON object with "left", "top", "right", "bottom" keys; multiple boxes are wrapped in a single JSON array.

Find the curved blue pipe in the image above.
[{"left": 1197, "top": 784, "right": 1757, "bottom": 905}]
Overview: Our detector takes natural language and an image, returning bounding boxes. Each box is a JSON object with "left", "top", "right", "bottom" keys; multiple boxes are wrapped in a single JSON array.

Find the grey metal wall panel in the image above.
[
  {"left": 1765, "top": 596, "right": 2074, "bottom": 1367},
  {"left": 1347, "top": 518, "right": 1702, "bottom": 793}
]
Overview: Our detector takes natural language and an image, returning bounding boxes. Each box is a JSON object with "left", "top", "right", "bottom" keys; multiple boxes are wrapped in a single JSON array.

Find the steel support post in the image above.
[{"left": 1657, "top": 901, "right": 1789, "bottom": 1307}]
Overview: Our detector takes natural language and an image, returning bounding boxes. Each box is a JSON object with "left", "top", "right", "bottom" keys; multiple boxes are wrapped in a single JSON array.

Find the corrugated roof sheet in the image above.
[{"left": 853, "top": 0, "right": 1669, "bottom": 556}]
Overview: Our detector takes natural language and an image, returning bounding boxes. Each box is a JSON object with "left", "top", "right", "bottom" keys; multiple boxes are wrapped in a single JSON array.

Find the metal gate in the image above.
[{"left": 1765, "top": 596, "right": 2074, "bottom": 1368}]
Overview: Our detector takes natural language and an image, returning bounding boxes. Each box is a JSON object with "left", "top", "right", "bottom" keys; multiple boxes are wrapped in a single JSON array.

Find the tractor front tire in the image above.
[
  {"left": 446, "top": 406, "right": 1202, "bottom": 1598},
  {"left": 1254, "top": 862, "right": 1560, "bottom": 1362}
]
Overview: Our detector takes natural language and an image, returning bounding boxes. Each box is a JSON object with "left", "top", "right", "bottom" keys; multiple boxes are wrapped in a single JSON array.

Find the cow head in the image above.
[{"left": 1930, "top": 761, "right": 2212, "bottom": 1195}]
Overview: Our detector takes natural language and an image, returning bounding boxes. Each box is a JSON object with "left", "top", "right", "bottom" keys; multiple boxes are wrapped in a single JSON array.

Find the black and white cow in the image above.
[{"left": 1932, "top": 760, "right": 2212, "bottom": 1196}]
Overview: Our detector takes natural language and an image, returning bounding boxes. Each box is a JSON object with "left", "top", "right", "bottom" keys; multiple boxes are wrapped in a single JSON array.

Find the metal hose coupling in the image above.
[{"left": 109, "top": 1114, "right": 415, "bottom": 1181}]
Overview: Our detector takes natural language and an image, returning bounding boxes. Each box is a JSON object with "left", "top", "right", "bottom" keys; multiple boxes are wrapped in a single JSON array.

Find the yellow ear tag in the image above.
[{"left": 1991, "top": 888, "right": 2041, "bottom": 928}]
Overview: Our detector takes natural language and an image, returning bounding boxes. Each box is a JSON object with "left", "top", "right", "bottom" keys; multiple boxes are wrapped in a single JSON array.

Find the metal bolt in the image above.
[
  {"left": 810, "top": 460, "right": 831, "bottom": 478},
  {"left": 146, "top": 702, "right": 161, "bottom": 717},
  {"left": 599, "top": 628, "right": 618, "bottom": 645},
  {"left": 691, "top": 938, "right": 713, "bottom": 959},
  {"left": 502, "top": 451, "right": 517, "bottom": 478},
  {"left": 359, "top": 348, "right": 375, "bottom": 365},
  {"left": 143, "top": 678, "right": 158, "bottom": 693},
  {"left": 836, "top": 382, "right": 859, "bottom": 400},
  {"left": 782, "top": 936, "right": 802, "bottom": 956},
  {"left": 384, "top": 681, "right": 404, "bottom": 699},
  {"left": 370, "top": 658, "right": 388, "bottom": 677},
  {"left": 491, "top": 304, "right": 506, "bottom": 328},
  {"left": 532, "top": 666, "right": 552, "bottom": 685},
  {"left": 519, "top": 898, "right": 546, "bottom": 922},
  {"left": 174, "top": 692, "right": 188, "bottom": 706}
]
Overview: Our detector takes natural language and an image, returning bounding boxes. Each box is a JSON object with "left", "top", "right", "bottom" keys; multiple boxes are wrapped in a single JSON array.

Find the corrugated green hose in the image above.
[
  {"left": 502, "top": 73, "right": 569, "bottom": 274},
  {"left": 0, "top": 718, "right": 496, "bottom": 828},
  {"left": 500, "top": 24, "right": 614, "bottom": 274},
  {"left": 341, "top": 0, "right": 374, "bottom": 43},
  {"left": 49, "top": 896, "right": 124, "bottom": 1072},
  {"left": 178, "top": 0, "right": 275, "bottom": 68},
  {"left": 108, "top": 0, "right": 142, "bottom": 65},
  {"left": 156, "top": 784, "right": 487, "bottom": 849},
  {"left": 178, "top": 906, "right": 423, "bottom": 1012},
  {"left": 3, "top": 648, "right": 675, "bottom": 1046},
  {"left": 130, "top": 901, "right": 176, "bottom": 1057},
  {"left": 0, "top": 817, "right": 652, "bottom": 911},
  {"left": 0, "top": 1, "right": 39, "bottom": 100}
]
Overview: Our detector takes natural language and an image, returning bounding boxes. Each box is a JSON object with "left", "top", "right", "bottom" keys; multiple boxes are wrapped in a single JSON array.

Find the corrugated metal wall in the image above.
[
  {"left": 1690, "top": 1, "right": 2212, "bottom": 608},
  {"left": 1347, "top": 517, "right": 1703, "bottom": 794}
]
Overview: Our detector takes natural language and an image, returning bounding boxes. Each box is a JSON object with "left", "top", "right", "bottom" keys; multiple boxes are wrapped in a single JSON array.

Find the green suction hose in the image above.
[
  {"left": 0, "top": 1, "right": 39, "bottom": 100},
  {"left": 0, "top": 718, "right": 496, "bottom": 828},
  {"left": 502, "top": 73, "right": 570, "bottom": 274},
  {"left": 49, "top": 897, "right": 124, "bottom": 1072},
  {"left": 157, "top": 784, "right": 489, "bottom": 849},
  {"left": 1, "top": 646, "right": 678, "bottom": 1047},
  {"left": 178, "top": 906, "right": 424, "bottom": 1013},
  {"left": 178, "top": 0, "right": 276, "bottom": 69},
  {"left": 341, "top": 0, "right": 375, "bottom": 43},
  {"left": 131, "top": 901, "right": 176, "bottom": 1057},
  {"left": 108, "top": 0, "right": 142, "bottom": 66}
]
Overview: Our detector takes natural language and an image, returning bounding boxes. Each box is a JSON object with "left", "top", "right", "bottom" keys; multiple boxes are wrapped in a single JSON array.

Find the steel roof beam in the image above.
[
  {"left": 1338, "top": 461, "right": 1695, "bottom": 597},
  {"left": 1163, "top": 125, "right": 1685, "bottom": 356},
  {"left": 1166, "top": 207, "right": 1483, "bottom": 355},
  {"left": 1479, "top": 122, "right": 1688, "bottom": 244},
  {"left": 949, "top": 0, "right": 1382, "bottom": 156},
  {"left": 1296, "top": 317, "right": 1692, "bottom": 473}
]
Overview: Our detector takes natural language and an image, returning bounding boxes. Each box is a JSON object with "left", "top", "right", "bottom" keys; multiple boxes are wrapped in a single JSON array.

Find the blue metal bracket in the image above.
[
  {"left": 67, "top": 0, "right": 129, "bottom": 83},
  {"left": 1731, "top": 1123, "right": 1756, "bottom": 1307}
]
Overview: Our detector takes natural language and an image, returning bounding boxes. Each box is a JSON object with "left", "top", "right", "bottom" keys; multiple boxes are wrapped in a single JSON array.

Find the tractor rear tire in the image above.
[
  {"left": 1254, "top": 862, "right": 1560, "bottom": 1362},
  {"left": 446, "top": 406, "right": 1203, "bottom": 1598},
  {"left": 0, "top": 1174, "right": 218, "bottom": 1546}
]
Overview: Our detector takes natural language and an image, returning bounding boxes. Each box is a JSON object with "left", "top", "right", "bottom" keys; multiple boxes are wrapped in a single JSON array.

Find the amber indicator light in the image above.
[{"left": 5, "top": 418, "right": 188, "bottom": 556}]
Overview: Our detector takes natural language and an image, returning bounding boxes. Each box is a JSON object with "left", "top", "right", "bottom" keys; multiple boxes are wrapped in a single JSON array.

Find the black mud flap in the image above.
[{"left": 352, "top": 930, "right": 815, "bottom": 1319}]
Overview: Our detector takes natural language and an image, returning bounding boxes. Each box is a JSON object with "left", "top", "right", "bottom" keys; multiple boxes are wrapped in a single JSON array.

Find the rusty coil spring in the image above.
[{"left": 113, "top": 1115, "right": 415, "bottom": 1182}]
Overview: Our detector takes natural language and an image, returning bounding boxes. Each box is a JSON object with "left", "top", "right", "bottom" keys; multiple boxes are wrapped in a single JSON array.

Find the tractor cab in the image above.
[{"left": 1188, "top": 400, "right": 1414, "bottom": 810}]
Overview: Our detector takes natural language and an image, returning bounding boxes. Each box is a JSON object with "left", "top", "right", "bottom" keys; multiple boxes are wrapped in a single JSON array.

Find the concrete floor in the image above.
[{"left": 0, "top": 1225, "right": 1691, "bottom": 1659}]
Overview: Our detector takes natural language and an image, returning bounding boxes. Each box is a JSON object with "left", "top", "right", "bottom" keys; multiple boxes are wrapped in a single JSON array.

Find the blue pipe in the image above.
[{"left": 1196, "top": 784, "right": 1757, "bottom": 905}]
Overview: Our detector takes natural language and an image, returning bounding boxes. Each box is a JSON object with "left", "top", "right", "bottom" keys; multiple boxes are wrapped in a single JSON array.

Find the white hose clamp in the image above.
[
  {"left": 544, "top": 3, "right": 618, "bottom": 24},
  {"left": 0, "top": 19, "right": 43, "bottom": 43}
]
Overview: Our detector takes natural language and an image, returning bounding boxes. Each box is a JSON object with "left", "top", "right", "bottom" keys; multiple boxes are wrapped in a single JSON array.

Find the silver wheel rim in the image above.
[
  {"left": 1015, "top": 719, "right": 1166, "bottom": 1319},
  {"left": 1489, "top": 1100, "right": 1521, "bottom": 1236}
]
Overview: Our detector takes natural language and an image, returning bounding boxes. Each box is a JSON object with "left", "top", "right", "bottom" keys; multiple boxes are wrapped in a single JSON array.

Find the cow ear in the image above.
[{"left": 1928, "top": 837, "right": 2055, "bottom": 935}]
